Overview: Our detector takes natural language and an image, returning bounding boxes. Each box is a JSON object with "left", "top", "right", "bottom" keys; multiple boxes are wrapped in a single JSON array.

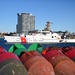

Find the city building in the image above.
[{"left": 16, "top": 13, "right": 35, "bottom": 35}]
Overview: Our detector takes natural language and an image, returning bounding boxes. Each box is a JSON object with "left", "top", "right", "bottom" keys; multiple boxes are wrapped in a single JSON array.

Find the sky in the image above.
[{"left": 0, "top": 0, "right": 75, "bottom": 33}]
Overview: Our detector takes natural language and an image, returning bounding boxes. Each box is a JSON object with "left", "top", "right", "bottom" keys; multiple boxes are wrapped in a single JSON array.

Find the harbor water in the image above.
[{"left": 0, "top": 38, "right": 75, "bottom": 51}]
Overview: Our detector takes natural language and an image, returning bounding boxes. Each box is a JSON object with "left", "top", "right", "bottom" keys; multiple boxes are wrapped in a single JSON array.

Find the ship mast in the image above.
[{"left": 44, "top": 21, "right": 52, "bottom": 31}]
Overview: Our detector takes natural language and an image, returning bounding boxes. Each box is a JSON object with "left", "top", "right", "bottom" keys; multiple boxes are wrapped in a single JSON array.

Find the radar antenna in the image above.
[{"left": 45, "top": 21, "right": 53, "bottom": 31}]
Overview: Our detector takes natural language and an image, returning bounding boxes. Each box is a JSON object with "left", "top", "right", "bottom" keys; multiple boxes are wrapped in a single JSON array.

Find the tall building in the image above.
[{"left": 16, "top": 13, "right": 35, "bottom": 34}]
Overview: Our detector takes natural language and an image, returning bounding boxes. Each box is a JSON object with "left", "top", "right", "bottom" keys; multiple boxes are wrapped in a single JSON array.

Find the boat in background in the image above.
[
  {"left": 4, "top": 31, "right": 61, "bottom": 43},
  {"left": 4, "top": 21, "right": 62, "bottom": 43},
  {"left": 4, "top": 21, "right": 75, "bottom": 43},
  {"left": 4, "top": 34, "right": 26, "bottom": 43}
]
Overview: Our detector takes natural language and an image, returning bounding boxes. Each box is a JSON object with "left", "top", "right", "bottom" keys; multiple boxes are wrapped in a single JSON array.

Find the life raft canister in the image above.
[{"left": 20, "top": 36, "right": 26, "bottom": 43}]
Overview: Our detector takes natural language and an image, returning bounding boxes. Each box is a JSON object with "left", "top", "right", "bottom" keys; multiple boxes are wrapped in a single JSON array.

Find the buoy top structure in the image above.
[
  {"left": 28, "top": 43, "right": 43, "bottom": 53},
  {"left": 8, "top": 43, "right": 27, "bottom": 57},
  {"left": 8, "top": 43, "right": 27, "bottom": 52}
]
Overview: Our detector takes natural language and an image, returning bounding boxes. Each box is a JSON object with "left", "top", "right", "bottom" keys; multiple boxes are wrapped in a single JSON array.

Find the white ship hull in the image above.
[
  {"left": 4, "top": 21, "right": 75, "bottom": 43},
  {"left": 4, "top": 36, "right": 21, "bottom": 43},
  {"left": 61, "top": 39, "right": 75, "bottom": 42},
  {"left": 4, "top": 36, "right": 60, "bottom": 43},
  {"left": 4, "top": 32, "right": 61, "bottom": 43},
  {"left": 7, "top": 30, "right": 75, "bottom": 43},
  {"left": 4, "top": 35, "right": 75, "bottom": 43}
]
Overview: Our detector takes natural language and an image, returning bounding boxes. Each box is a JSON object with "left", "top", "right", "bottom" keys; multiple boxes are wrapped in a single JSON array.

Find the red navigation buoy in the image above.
[
  {"left": 42, "top": 50, "right": 63, "bottom": 60},
  {"left": 65, "top": 49, "right": 75, "bottom": 62},
  {"left": 20, "top": 51, "right": 55, "bottom": 75},
  {"left": 0, "top": 52, "right": 20, "bottom": 62},
  {"left": 20, "top": 51, "right": 41, "bottom": 64},
  {"left": 43, "top": 49, "right": 75, "bottom": 75},
  {"left": 55, "top": 60, "right": 75, "bottom": 75},
  {"left": 28, "top": 60, "right": 55, "bottom": 75}
]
